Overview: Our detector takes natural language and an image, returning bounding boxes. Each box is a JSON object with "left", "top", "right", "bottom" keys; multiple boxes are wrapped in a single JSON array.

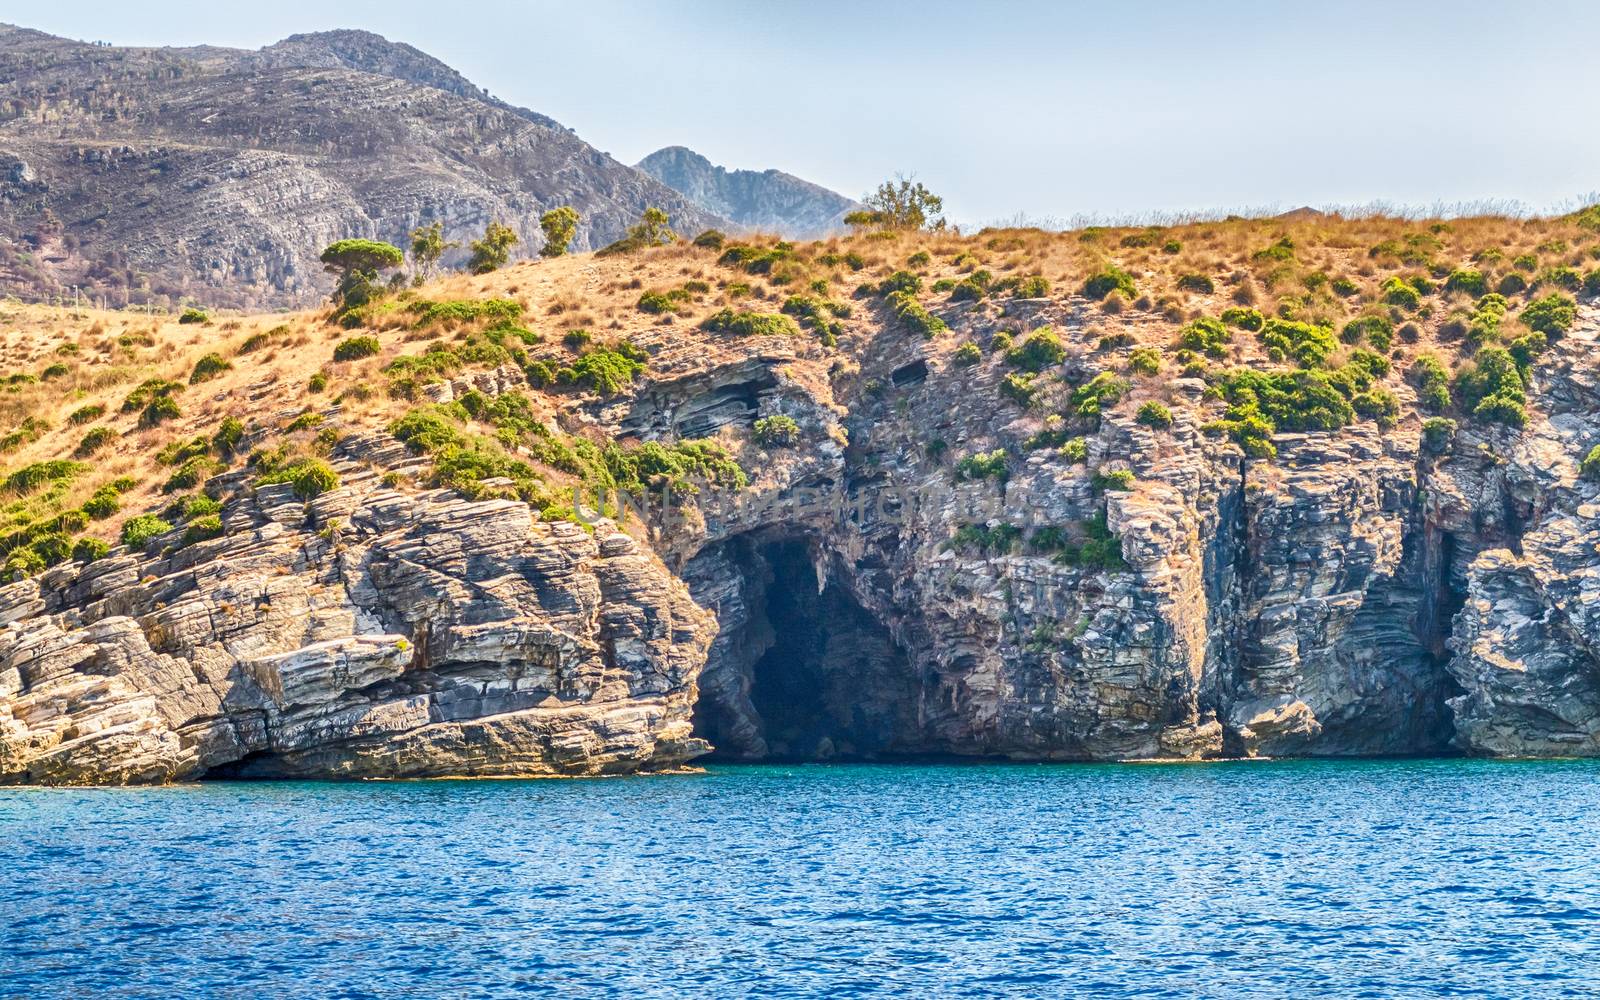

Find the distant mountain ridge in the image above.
[
  {"left": 0, "top": 24, "right": 729, "bottom": 308},
  {"left": 637, "top": 146, "right": 861, "bottom": 239}
]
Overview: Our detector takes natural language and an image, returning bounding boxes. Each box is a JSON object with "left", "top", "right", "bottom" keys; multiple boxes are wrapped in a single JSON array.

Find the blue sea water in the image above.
[{"left": 3, "top": 759, "right": 1599, "bottom": 998}]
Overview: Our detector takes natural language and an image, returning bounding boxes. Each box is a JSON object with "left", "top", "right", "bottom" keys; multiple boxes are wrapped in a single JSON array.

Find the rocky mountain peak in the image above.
[{"left": 637, "top": 145, "right": 862, "bottom": 238}]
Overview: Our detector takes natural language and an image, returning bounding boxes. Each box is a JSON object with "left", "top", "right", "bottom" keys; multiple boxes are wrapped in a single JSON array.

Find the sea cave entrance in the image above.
[{"left": 689, "top": 536, "right": 918, "bottom": 761}]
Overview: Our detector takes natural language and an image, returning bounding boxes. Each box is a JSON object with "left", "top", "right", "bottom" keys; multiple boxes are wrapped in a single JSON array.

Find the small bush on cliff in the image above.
[
  {"left": 563, "top": 346, "right": 647, "bottom": 397},
  {"left": 701, "top": 309, "right": 802, "bottom": 338},
  {"left": 953, "top": 342, "right": 983, "bottom": 366},
  {"left": 333, "top": 336, "right": 382, "bottom": 362},
  {"left": 885, "top": 292, "right": 947, "bottom": 338},
  {"left": 1071, "top": 372, "right": 1131, "bottom": 420},
  {"left": 1005, "top": 328, "right": 1066, "bottom": 373},
  {"left": 72, "top": 538, "right": 110, "bottom": 563},
  {"left": 1259, "top": 319, "right": 1337, "bottom": 368},
  {"left": 1127, "top": 348, "right": 1162, "bottom": 376},
  {"left": 955, "top": 449, "right": 1009, "bottom": 483},
  {"left": 949, "top": 522, "right": 1021, "bottom": 555},
  {"left": 1445, "top": 269, "right": 1488, "bottom": 296},
  {"left": 1136, "top": 401, "right": 1173, "bottom": 429},
  {"left": 74, "top": 427, "right": 116, "bottom": 458},
  {"left": 753, "top": 414, "right": 801, "bottom": 448},
  {"left": 1083, "top": 266, "right": 1137, "bottom": 301},
  {"left": 1582, "top": 445, "right": 1600, "bottom": 480},
  {"left": 189, "top": 353, "right": 231, "bottom": 384},
  {"left": 1178, "top": 317, "right": 1231, "bottom": 358},
  {"left": 1092, "top": 469, "right": 1136, "bottom": 492},
  {"left": 1220, "top": 307, "right": 1265, "bottom": 331},
  {"left": 256, "top": 457, "right": 341, "bottom": 499},
  {"left": 121, "top": 514, "right": 172, "bottom": 551},
  {"left": 1453, "top": 346, "right": 1527, "bottom": 428},
  {"left": 1422, "top": 417, "right": 1458, "bottom": 453},
  {"left": 1520, "top": 293, "right": 1576, "bottom": 338}
]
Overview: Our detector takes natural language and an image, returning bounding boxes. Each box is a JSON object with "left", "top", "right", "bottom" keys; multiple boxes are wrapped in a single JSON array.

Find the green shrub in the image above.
[
  {"left": 1059, "top": 437, "right": 1088, "bottom": 463},
  {"left": 949, "top": 522, "right": 1021, "bottom": 555},
  {"left": 163, "top": 456, "right": 219, "bottom": 493},
  {"left": 256, "top": 457, "right": 341, "bottom": 499},
  {"left": 74, "top": 426, "right": 116, "bottom": 457},
  {"left": 190, "top": 353, "right": 231, "bottom": 384},
  {"left": 40, "top": 362, "right": 69, "bottom": 380},
  {"left": 1453, "top": 346, "right": 1526, "bottom": 428},
  {"left": 5, "top": 459, "right": 83, "bottom": 494},
  {"left": 1012, "top": 275, "right": 1050, "bottom": 298},
  {"left": 1083, "top": 266, "right": 1137, "bottom": 301},
  {"left": 1495, "top": 273, "right": 1527, "bottom": 295},
  {"left": 1179, "top": 318, "right": 1232, "bottom": 358},
  {"left": 181, "top": 515, "right": 224, "bottom": 546},
  {"left": 1330, "top": 276, "right": 1360, "bottom": 297},
  {"left": 332, "top": 336, "right": 382, "bottom": 362},
  {"left": 878, "top": 270, "right": 922, "bottom": 296},
  {"left": 1136, "top": 401, "right": 1173, "bottom": 429},
  {"left": 1380, "top": 276, "right": 1422, "bottom": 310},
  {"left": 692, "top": 229, "right": 726, "bottom": 250},
  {"left": 72, "top": 537, "right": 110, "bottom": 563},
  {"left": 1422, "top": 417, "right": 1457, "bottom": 453},
  {"left": 700, "top": 309, "right": 802, "bottom": 338},
  {"left": 953, "top": 342, "right": 983, "bottom": 366},
  {"left": 1176, "top": 273, "right": 1214, "bottom": 294},
  {"left": 1252, "top": 237, "right": 1296, "bottom": 263},
  {"left": 636, "top": 290, "right": 679, "bottom": 314},
  {"left": 1220, "top": 307, "right": 1265, "bottom": 331},
  {"left": 1071, "top": 372, "right": 1131, "bottom": 419},
  {"left": 1004, "top": 328, "right": 1066, "bottom": 372},
  {"left": 1341, "top": 314, "right": 1393, "bottom": 350},
  {"left": 121, "top": 514, "right": 172, "bottom": 551},
  {"left": 1351, "top": 388, "right": 1400, "bottom": 426},
  {"left": 81, "top": 486, "right": 120, "bottom": 520},
  {"left": 1092, "top": 469, "right": 1136, "bottom": 492},
  {"left": 566, "top": 347, "right": 647, "bottom": 397},
  {"left": 140, "top": 395, "right": 182, "bottom": 428},
  {"left": 1537, "top": 267, "right": 1582, "bottom": 292},
  {"left": 753, "top": 414, "right": 801, "bottom": 447},
  {"left": 1000, "top": 373, "right": 1038, "bottom": 408},
  {"left": 178, "top": 307, "right": 209, "bottom": 325},
  {"left": 122, "top": 378, "right": 182, "bottom": 413},
  {"left": 308, "top": 371, "right": 329, "bottom": 393},
  {"left": 955, "top": 449, "right": 1009, "bottom": 482},
  {"left": 885, "top": 292, "right": 947, "bottom": 338},
  {"left": 1582, "top": 444, "right": 1600, "bottom": 480},
  {"left": 1127, "top": 348, "right": 1162, "bottom": 376},
  {"left": 67, "top": 404, "right": 105, "bottom": 426},
  {"left": 1520, "top": 293, "right": 1576, "bottom": 338},
  {"left": 1259, "top": 319, "right": 1338, "bottom": 368},
  {"left": 1445, "top": 269, "right": 1487, "bottom": 295}
]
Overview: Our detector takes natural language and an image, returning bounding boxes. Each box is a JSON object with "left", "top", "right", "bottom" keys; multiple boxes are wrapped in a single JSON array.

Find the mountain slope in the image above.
[
  {"left": 0, "top": 25, "right": 729, "bottom": 309},
  {"left": 637, "top": 145, "right": 860, "bottom": 238}
]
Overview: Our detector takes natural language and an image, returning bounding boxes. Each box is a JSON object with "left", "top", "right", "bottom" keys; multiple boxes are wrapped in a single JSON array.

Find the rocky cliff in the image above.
[
  {"left": 637, "top": 146, "right": 861, "bottom": 239},
  {"left": 0, "top": 24, "right": 729, "bottom": 309},
  {"left": 1, "top": 216, "right": 1598, "bottom": 783}
]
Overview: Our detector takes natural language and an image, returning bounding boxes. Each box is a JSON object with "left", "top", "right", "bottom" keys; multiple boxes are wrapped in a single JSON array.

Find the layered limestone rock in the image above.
[
  {"left": 5, "top": 300, "right": 1600, "bottom": 783},
  {"left": 0, "top": 443, "right": 714, "bottom": 784}
]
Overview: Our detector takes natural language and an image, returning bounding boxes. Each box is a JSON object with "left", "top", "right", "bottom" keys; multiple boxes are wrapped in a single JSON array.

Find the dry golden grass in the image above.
[{"left": 0, "top": 209, "right": 1591, "bottom": 554}]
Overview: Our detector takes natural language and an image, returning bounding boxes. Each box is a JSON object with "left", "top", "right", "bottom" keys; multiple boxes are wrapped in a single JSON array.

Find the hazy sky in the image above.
[{"left": 16, "top": 1, "right": 1600, "bottom": 226}]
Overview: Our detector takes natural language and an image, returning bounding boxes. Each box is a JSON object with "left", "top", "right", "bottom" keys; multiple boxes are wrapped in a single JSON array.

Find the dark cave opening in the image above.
[{"left": 691, "top": 536, "right": 918, "bottom": 761}]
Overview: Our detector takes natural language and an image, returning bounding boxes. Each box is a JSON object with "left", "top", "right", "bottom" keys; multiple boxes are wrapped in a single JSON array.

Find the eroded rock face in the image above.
[
  {"left": 5, "top": 306, "right": 1600, "bottom": 783},
  {"left": 0, "top": 452, "right": 714, "bottom": 784}
]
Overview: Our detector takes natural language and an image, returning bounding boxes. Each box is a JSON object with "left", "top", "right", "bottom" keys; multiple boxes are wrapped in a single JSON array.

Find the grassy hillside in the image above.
[{"left": 0, "top": 208, "right": 1594, "bottom": 578}]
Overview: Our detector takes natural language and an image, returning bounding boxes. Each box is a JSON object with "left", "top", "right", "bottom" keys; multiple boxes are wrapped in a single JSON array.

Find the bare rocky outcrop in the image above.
[
  {"left": 0, "top": 447, "right": 714, "bottom": 784},
  {"left": 0, "top": 24, "right": 730, "bottom": 308},
  {"left": 637, "top": 146, "right": 862, "bottom": 239}
]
